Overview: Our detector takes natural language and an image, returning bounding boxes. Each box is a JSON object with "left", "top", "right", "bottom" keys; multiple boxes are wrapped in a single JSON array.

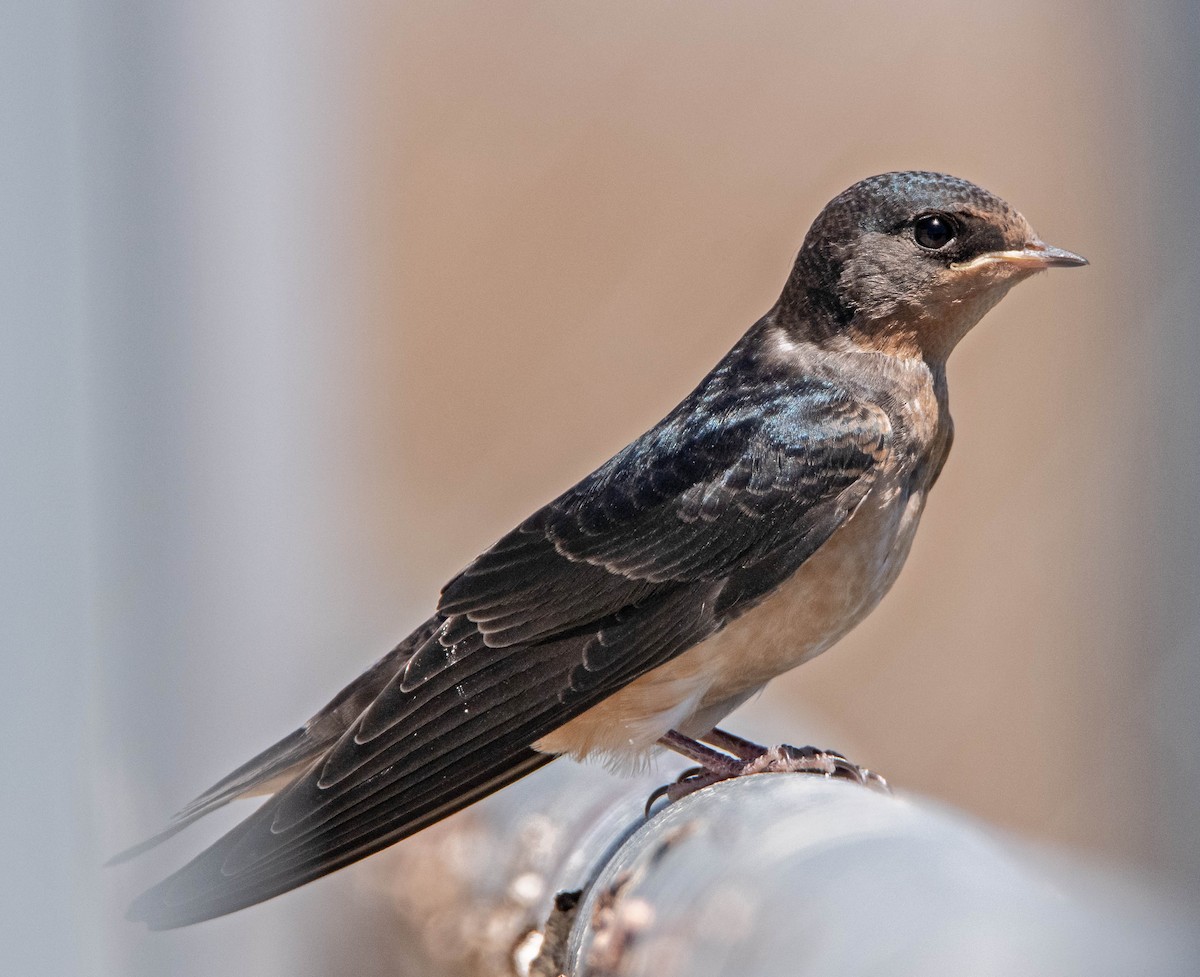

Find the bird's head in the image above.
[{"left": 777, "top": 171, "right": 1087, "bottom": 363}]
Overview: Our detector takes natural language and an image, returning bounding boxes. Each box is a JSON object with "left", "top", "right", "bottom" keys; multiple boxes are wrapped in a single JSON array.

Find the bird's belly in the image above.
[
  {"left": 536, "top": 481, "right": 927, "bottom": 763},
  {"left": 697, "top": 483, "right": 925, "bottom": 694}
]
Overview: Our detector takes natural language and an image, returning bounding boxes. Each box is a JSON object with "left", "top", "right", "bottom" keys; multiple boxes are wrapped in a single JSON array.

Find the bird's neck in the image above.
[
  {"left": 772, "top": 281, "right": 1010, "bottom": 370},
  {"left": 770, "top": 299, "right": 938, "bottom": 371},
  {"left": 754, "top": 315, "right": 948, "bottom": 405}
]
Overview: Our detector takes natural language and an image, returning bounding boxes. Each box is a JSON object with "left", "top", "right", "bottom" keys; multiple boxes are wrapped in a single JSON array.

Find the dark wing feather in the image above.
[
  {"left": 128, "top": 349, "right": 892, "bottom": 928},
  {"left": 129, "top": 583, "right": 717, "bottom": 927},
  {"left": 437, "top": 375, "right": 890, "bottom": 641}
]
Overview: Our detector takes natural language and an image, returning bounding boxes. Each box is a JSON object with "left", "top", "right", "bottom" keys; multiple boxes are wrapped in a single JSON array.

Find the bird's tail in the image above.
[
  {"left": 126, "top": 747, "right": 553, "bottom": 928},
  {"left": 108, "top": 726, "right": 328, "bottom": 865},
  {"left": 109, "top": 620, "right": 442, "bottom": 866}
]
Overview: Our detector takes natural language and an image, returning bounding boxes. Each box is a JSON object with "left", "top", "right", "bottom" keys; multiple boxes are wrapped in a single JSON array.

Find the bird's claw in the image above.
[
  {"left": 755, "top": 745, "right": 890, "bottom": 793},
  {"left": 644, "top": 766, "right": 707, "bottom": 816},
  {"left": 646, "top": 743, "right": 889, "bottom": 815}
]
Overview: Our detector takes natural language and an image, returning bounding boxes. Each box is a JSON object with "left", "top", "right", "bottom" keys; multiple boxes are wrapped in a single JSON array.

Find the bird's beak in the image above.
[{"left": 951, "top": 240, "right": 1089, "bottom": 272}]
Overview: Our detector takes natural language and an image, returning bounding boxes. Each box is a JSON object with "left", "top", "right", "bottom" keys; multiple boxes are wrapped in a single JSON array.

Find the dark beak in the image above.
[
  {"left": 1022, "top": 240, "right": 1089, "bottom": 268},
  {"left": 951, "top": 240, "right": 1089, "bottom": 272}
]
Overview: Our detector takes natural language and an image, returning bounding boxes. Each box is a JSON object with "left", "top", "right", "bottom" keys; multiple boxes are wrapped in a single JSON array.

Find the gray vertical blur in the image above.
[
  {"left": 2, "top": 5, "right": 90, "bottom": 976},
  {"left": 2, "top": 3, "right": 1197, "bottom": 977},
  {"left": 79, "top": 3, "right": 391, "bottom": 976},
  {"left": 6, "top": 1, "right": 397, "bottom": 975},
  {"left": 1144, "top": 1, "right": 1200, "bottom": 903}
]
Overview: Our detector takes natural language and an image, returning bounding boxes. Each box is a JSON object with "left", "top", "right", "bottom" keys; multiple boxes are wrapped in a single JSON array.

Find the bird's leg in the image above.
[
  {"left": 643, "top": 732, "right": 742, "bottom": 813},
  {"left": 657, "top": 730, "right": 743, "bottom": 775},
  {"left": 648, "top": 729, "right": 890, "bottom": 813},
  {"left": 702, "top": 727, "right": 769, "bottom": 761}
]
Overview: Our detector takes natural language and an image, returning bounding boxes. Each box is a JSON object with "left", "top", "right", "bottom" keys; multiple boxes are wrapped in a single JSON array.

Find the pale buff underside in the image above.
[{"left": 534, "top": 474, "right": 927, "bottom": 766}]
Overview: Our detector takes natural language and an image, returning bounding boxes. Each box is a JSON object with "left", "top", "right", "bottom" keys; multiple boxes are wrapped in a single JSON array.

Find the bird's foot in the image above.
[
  {"left": 646, "top": 729, "right": 888, "bottom": 814},
  {"left": 744, "top": 743, "right": 889, "bottom": 792}
]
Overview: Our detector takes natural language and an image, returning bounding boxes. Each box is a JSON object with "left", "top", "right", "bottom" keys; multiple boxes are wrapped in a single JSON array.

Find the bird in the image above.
[{"left": 121, "top": 171, "right": 1086, "bottom": 929}]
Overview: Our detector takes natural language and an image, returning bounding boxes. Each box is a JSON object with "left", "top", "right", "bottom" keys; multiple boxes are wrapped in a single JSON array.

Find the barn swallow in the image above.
[{"left": 121, "top": 171, "right": 1086, "bottom": 928}]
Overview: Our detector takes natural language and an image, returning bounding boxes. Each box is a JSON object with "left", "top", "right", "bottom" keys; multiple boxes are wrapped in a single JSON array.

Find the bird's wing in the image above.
[
  {"left": 129, "top": 376, "right": 892, "bottom": 928},
  {"left": 431, "top": 377, "right": 892, "bottom": 645}
]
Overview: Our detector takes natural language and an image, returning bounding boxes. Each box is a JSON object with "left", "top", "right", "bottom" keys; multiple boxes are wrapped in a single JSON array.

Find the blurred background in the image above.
[{"left": 4, "top": 2, "right": 1199, "bottom": 975}]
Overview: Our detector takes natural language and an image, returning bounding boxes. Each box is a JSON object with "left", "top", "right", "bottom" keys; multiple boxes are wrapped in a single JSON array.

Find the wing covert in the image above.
[{"left": 437, "top": 379, "right": 891, "bottom": 648}]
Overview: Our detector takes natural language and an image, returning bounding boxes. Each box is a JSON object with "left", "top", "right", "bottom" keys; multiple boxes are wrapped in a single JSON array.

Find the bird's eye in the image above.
[{"left": 914, "top": 213, "right": 957, "bottom": 251}]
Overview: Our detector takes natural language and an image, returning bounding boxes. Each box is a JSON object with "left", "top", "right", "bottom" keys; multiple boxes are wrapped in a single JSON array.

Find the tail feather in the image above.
[
  {"left": 107, "top": 727, "right": 323, "bottom": 865},
  {"left": 110, "top": 622, "right": 437, "bottom": 865},
  {"left": 127, "top": 749, "right": 553, "bottom": 928}
]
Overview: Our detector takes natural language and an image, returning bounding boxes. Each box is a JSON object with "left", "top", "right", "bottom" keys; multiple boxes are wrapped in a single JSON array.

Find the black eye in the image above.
[{"left": 914, "top": 213, "right": 957, "bottom": 251}]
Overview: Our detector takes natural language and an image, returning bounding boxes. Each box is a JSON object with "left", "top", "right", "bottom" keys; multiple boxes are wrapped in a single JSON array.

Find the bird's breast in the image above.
[
  {"left": 535, "top": 473, "right": 928, "bottom": 764},
  {"left": 695, "top": 475, "right": 927, "bottom": 697}
]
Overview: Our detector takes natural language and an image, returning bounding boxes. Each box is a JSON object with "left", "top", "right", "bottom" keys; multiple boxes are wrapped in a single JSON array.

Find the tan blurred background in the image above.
[{"left": 6, "top": 2, "right": 1197, "bottom": 976}]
